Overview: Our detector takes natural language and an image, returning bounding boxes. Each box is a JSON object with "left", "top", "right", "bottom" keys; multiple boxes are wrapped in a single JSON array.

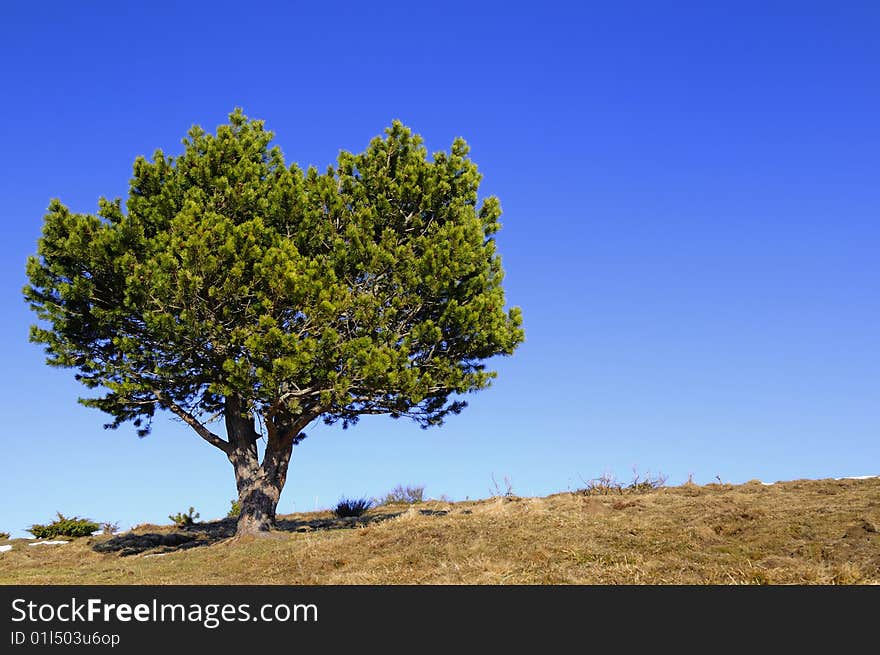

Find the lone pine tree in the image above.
[{"left": 24, "top": 109, "right": 524, "bottom": 535}]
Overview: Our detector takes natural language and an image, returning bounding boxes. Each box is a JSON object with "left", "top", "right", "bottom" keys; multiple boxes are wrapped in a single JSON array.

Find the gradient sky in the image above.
[{"left": 1, "top": 2, "right": 878, "bottom": 537}]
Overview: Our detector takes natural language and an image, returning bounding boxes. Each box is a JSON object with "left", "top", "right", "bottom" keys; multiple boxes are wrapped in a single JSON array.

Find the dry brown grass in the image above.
[{"left": 1, "top": 476, "right": 877, "bottom": 584}]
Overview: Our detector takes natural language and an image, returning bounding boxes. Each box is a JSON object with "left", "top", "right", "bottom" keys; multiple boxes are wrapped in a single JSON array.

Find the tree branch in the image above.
[{"left": 153, "top": 390, "right": 230, "bottom": 453}]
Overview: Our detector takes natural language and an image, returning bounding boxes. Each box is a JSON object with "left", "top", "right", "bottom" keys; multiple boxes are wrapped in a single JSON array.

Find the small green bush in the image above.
[
  {"left": 28, "top": 513, "right": 100, "bottom": 539},
  {"left": 0, "top": 532, "right": 10, "bottom": 540},
  {"left": 168, "top": 507, "right": 200, "bottom": 528},
  {"left": 228, "top": 500, "right": 241, "bottom": 518},
  {"left": 334, "top": 497, "right": 373, "bottom": 518},
  {"left": 378, "top": 484, "right": 425, "bottom": 505}
]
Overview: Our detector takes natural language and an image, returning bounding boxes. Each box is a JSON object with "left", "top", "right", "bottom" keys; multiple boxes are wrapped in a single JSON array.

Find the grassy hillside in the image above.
[{"left": 1, "top": 477, "right": 877, "bottom": 584}]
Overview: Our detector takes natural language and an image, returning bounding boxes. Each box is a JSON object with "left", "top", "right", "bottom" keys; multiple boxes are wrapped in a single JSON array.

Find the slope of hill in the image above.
[{"left": 1, "top": 477, "right": 877, "bottom": 584}]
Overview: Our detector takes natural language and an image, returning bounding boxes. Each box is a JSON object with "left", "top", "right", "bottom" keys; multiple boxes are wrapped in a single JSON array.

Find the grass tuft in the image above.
[{"left": 334, "top": 497, "right": 373, "bottom": 518}]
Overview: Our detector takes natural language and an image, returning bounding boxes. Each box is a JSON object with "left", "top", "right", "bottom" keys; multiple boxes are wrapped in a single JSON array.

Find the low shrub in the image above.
[
  {"left": 334, "top": 497, "right": 373, "bottom": 518},
  {"left": 627, "top": 471, "right": 667, "bottom": 493},
  {"left": 0, "top": 532, "right": 9, "bottom": 540},
  {"left": 168, "top": 507, "right": 200, "bottom": 528},
  {"left": 577, "top": 470, "right": 667, "bottom": 496},
  {"left": 577, "top": 472, "right": 623, "bottom": 496},
  {"left": 101, "top": 521, "right": 120, "bottom": 535},
  {"left": 490, "top": 474, "right": 515, "bottom": 498},
  {"left": 28, "top": 513, "right": 100, "bottom": 539},
  {"left": 378, "top": 484, "right": 425, "bottom": 505},
  {"left": 228, "top": 500, "right": 241, "bottom": 518}
]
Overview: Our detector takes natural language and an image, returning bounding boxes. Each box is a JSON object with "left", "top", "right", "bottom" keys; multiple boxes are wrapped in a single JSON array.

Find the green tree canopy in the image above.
[{"left": 25, "top": 109, "right": 524, "bottom": 534}]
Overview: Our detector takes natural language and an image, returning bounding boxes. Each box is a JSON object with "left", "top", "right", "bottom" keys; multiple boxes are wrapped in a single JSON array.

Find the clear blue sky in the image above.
[{"left": 1, "top": 2, "right": 877, "bottom": 537}]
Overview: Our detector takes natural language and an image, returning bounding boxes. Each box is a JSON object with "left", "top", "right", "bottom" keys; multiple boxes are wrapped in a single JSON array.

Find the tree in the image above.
[{"left": 24, "top": 109, "right": 524, "bottom": 535}]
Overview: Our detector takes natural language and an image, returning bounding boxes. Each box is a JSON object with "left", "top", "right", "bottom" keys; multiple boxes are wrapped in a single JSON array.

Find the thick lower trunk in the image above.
[
  {"left": 224, "top": 396, "right": 302, "bottom": 536},
  {"left": 230, "top": 442, "right": 292, "bottom": 536},
  {"left": 235, "top": 474, "right": 283, "bottom": 534}
]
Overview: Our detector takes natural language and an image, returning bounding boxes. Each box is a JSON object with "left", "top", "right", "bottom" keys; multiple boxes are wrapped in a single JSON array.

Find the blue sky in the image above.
[{"left": 1, "top": 2, "right": 878, "bottom": 537}]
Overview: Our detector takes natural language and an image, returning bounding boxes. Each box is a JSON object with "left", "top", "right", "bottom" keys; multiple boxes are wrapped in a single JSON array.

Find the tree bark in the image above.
[
  {"left": 234, "top": 464, "right": 284, "bottom": 535},
  {"left": 224, "top": 396, "right": 305, "bottom": 536},
  {"left": 231, "top": 437, "right": 292, "bottom": 535}
]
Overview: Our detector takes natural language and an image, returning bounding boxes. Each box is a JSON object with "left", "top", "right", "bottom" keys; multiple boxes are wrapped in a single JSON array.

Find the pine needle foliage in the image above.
[
  {"left": 28, "top": 513, "right": 99, "bottom": 539},
  {"left": 24, "top": 108, "right": 524, "bottom": 438}
]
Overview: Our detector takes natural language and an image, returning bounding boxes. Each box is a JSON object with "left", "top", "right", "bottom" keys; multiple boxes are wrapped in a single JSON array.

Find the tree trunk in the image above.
[
  {"left": 234, "top": 466, "right": 284, "bottom": 535},
  {"left": 230, "top": 437, "right": 293, "bottom": 535},
  {"left": 224, "top": 396, "right": 299, "bottom": 536}
]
